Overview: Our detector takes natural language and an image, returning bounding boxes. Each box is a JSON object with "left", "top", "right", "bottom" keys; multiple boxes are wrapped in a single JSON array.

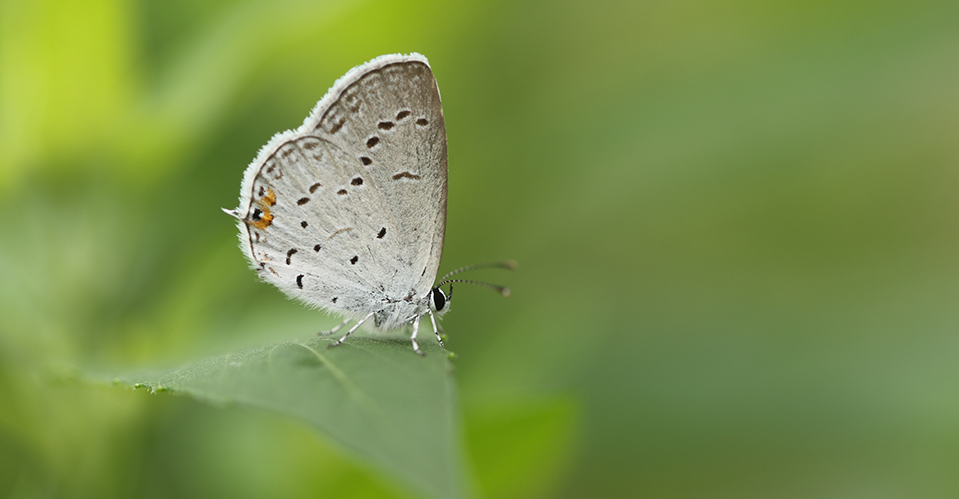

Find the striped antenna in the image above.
[
  {"left": 442, "top": 279, "right": 510, "bottom": 297},
  {"left": 438, "top": 260, "right": 516, "bottom": 283},
  {"left": 436, "top": 260, "right": 516, "bottom": 300}
]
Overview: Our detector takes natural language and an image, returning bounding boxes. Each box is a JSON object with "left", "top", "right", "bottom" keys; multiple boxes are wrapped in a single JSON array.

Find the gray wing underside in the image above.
[{"left": 238, "top": 58, "right": 447, "bottom": 314}]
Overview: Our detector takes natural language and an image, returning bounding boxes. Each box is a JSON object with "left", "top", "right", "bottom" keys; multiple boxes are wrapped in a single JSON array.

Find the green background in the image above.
[{"left": 2, "top": 0, "right": 958, "bottom": 497}]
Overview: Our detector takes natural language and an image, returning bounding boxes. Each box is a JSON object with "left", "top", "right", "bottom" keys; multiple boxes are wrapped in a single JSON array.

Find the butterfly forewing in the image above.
[{"left": 236, "top": 54, "right": 447, "bottom": 321}]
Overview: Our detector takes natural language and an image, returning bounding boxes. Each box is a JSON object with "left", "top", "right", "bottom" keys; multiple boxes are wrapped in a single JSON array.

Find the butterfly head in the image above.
[
  {"left": 429, "top": 287, "right": 448, "bottom": 314},
  {"left": 429, "top": 260, "right": 516, "bottom": 318}
]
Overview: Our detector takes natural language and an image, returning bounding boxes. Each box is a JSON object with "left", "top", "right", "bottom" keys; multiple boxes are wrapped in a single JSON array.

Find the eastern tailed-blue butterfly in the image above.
[{"left": 223, "top": 53, "right": 512, "bottom": 355}]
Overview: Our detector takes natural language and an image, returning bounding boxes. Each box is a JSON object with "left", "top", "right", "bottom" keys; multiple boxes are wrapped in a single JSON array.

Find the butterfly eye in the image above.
[{"left": 431, "top": 288, "right": 447, "bottom": 312}]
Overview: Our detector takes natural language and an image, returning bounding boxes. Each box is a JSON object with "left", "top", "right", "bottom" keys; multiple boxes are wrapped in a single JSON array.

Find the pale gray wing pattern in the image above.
[
  {"left": 240, "top": 135, "right": 410, "bottom": 315},
  {"left": 311, "top": 58, "right": 448, "bottom": 298}
]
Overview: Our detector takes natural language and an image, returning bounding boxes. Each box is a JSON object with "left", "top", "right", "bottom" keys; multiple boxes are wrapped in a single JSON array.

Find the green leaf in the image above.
[{"left": 109, "top": 335, "right": 467, "bottom": 499}]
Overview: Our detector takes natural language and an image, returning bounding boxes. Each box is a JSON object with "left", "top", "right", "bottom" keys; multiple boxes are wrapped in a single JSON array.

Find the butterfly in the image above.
[{"left": 223, "top": 53, "right": 512, "bottom": 355}]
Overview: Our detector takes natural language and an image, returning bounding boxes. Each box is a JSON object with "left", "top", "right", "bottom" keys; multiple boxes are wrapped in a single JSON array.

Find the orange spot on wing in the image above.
[
  {"left": 245, "top": 188, "right": 277, "bottom": 229},
  {"left": 249, "top": 208, "right": 273, "bottom": 230},
  {"left": 262, "top": 188, "right": 277, "bottom": 206}
]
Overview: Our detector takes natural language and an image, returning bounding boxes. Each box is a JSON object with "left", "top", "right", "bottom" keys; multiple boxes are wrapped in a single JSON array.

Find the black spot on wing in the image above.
[
  {"left": 329, "top": 117, "right": 345, "bottom": 134},
  {"left": 392, "top": 172, "right": 421, "bottom": 180}
]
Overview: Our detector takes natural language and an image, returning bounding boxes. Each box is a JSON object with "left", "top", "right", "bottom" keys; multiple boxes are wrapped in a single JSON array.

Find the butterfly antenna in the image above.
[
  {"left": 438, "top": 279, "right": 511, "bottom": 297},
  {"left": 438, "top": 260, "right": 516, "bottom": 283}
]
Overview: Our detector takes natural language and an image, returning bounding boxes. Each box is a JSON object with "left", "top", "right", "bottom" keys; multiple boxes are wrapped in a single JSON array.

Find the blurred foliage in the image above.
[{"left": 1, "top": 0, "right": 958, "bottom": 497}]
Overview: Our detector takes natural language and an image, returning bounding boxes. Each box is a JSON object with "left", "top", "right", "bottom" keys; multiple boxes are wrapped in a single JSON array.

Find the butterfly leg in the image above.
[
  {"left": 319, "top": 317, "right": 351, "bottom": 336},
  {"left": 410, "top": 315, "right": 425, "bottom": 356},
  {"left": 327, "top": 311, "right": 374, "bottom": 349},
  {"left": 427, "top": 310, "right": 445, "bottom": 348}
]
